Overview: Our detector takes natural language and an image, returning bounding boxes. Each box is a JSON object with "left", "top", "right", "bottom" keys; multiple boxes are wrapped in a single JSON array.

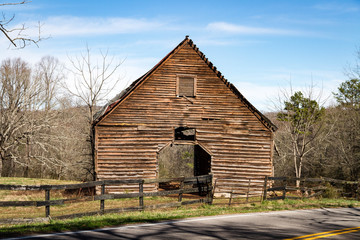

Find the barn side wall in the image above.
[{"left": 95, "top": 43, "right": 273, "bottom": 194}]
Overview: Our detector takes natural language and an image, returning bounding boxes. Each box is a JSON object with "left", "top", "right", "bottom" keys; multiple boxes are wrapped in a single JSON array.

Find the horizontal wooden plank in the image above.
[
  {"left": 267, "top": 177, "right": 287, "bottom": 181},
  {"left": 267, "top": 186, "right": 285, "bottom": 191}
]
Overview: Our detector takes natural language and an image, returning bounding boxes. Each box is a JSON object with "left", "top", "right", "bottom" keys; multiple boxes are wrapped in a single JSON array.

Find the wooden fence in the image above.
[
  {"left": 212, "top": 179, "right": 264, "bottom": 206},
  {"left": 263, "top": 176, "right": 360, "bottom": 201},
  {"left": 0, "top": 174, "right": 212, "bottom": 224}
]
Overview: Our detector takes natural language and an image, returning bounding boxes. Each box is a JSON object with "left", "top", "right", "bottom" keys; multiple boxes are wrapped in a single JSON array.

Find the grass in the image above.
[
  {"left": 1, "top": 177, "right": 360, "bottom": 238},
  {"left": 0, "top": 177, "right": 178, "bottom": 220},
  {"left": 1, "top": 198, "right": 360, "bottom": 238},
  {"left": 0, "top": 177, "right": 81, "bottom": 201},
  {"left": 0, "top": 177, "right": 80, "bottom": 186}
]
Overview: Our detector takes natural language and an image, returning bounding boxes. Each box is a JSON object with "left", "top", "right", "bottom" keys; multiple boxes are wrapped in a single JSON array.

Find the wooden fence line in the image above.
[
  {"left": 211, "top": 179, "right": 264, "bottom": 206},
  {"left": 267, "top": 176, "right": 359, "bottom": 185},
  {"left": 0, "top": 175, "right": 212, "bottom": 191},
  {"left": 263, "top": 176, "right": 360, "bottom": 201},
  {"left": 0, "top": 174, "right": 213, "bottom": 224}
]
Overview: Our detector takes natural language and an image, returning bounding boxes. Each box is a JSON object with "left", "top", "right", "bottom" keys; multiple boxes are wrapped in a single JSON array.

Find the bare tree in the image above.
[
  {"left": 0, "top": 58, "right": 34, "bottom": 176},
  {"left": 35, "top": 56, "right": 64, "bottom": 110},
  {"left": 0, "top": 57, "right": 65, "bottom": 177},
  {"left": 65, "top": 46, "right": 124, "bottom": 124},
  {"left": 0, "top": 0, "right": 43, "bottom": 48},
  {"left": 64, "top": 46, "right": 124, "bottom": 179},
  {"left": 21, "top": 56, "right": 64, "bottom": 177}
]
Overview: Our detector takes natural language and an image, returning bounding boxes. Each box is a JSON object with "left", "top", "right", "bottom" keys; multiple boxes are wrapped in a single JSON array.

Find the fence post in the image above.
[
  {"left": 178, "top": 178, "right": 184, "bottom": 203},
  {"left": 357, "top": 179, "right": 360, "bottom": 200},
  {"left": 100, "top": 184, "right": 105, "bottom": 215},
  {"left": 45, "top": 189, "right": 50, "bottom": 218},
  {"left": 282, "top": 177, "right": 287, "bottom": 200},
  {"left": 262, "top": 176, "right": 268, "bottom": 201},
  {"left": 246, "top": 179, "right": 251, "bottom": 203},
  {"left": 228, "top": 190, "right": 233, "bottom": 206},
  {"left": 139, "top": 180, "right": 144, "bottom": 209},
  {"left": 209, "top": 176, "right": 215, "bottom": 205}
]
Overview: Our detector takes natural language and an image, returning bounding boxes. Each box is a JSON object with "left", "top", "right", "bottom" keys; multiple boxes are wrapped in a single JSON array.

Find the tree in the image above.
[
  {"left": 0, "top": 0, "right": 43, "bottom": 48},
  {"left": 34, "top": 56, "right": 64, "bottom": 110},
  {"left": 21, "top": 56, "right": 64, "bottom": 177},
  {"left": 65, "top": 46, "right": 123, "bottom": 125},
  {"left": 0, "top": 57, "right": 64, "bottom": 177},
  {"left": 330, "top": 78, "right": 360, "bottom": 180},
  {"left": 0, "top": 58, "right": 33, "bottom": 176},
  {"left": 64, "top": 46, "right": 124, "bottom": 180},
  {"left": 333, "top": 78, "right": 360, "bottom": 109},
  {"left": 276, "top": 91, "right": 325, "bottom": 187}
]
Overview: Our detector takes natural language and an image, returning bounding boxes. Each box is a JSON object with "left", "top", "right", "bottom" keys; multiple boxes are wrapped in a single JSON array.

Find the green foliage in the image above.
[
  {"left": 186, "top": 163, "right": 194, "bottom": 169},
  {"left": 181, "top": 151, "right": 193, "bottom": 160},
  {"left": 277, "top": 91, "right": 325, "bottom": 134},
  {"left": 333, "top": 78, "right": 360, "bottom": 108},
  {"left": 321, "top": 183, "right": 340, "bottom": 199}
]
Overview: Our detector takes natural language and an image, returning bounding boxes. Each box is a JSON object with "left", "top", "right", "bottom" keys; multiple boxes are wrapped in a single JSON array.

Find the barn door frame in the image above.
[{"left": 156, "top": 140, "right": 213, "bottom": 179}]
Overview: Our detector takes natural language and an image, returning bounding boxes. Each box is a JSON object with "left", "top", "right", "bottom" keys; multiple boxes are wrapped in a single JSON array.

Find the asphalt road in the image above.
[{"left": 5, "top": 207, "right": 360, "bottom": 240}]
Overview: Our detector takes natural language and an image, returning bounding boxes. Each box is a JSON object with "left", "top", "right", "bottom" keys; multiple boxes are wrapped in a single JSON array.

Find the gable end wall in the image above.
[{"left": 95, "top": 43, "right": 273, "bottom": 194}]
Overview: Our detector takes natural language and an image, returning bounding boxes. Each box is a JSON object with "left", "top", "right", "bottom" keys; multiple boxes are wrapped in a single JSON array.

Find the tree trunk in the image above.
[
  {"left": 1, "top": 156, "right": 13, "bottom": 177},
  {"left": 23, "top": 137, "right": 30, "bottom": 178},
  {"left": 0, "top": 154, "right": 2, "bottom": 177},
  {"left": 296, "top": 156, "right": 303, "bottom": 188},
  {"left": 293, "top": 142, "right": 300, "bottom": 188}
]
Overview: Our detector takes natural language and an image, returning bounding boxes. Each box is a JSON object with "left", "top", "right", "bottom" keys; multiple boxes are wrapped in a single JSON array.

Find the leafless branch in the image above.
[{"left": 0, "top": 1, "right": 45, "bottom": 48}]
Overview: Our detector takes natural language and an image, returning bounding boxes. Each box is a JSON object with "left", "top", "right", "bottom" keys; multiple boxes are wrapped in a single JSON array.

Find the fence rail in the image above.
[
  {"left": 263, "top": 176, "right": 360, "bottom": 201},
  {"left": 0, "top": 174, "right": 213, "bottom": 224}
]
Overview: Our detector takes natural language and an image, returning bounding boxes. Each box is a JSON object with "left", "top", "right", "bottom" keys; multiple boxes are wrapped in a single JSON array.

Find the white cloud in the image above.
[
  {"left": 313, "top": 3, "right": 359, "bottom": 13},
  {"left": 206, "top": 22, "right": 307, "bottom": 36},
  {"left": 20, "top": 16, "right": 166, "bottom": 38}
]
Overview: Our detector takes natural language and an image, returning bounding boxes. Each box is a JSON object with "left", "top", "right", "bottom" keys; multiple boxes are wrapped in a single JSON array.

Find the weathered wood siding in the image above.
[{"left": 95, "top": 42, "right": 274, "bottom": 194}]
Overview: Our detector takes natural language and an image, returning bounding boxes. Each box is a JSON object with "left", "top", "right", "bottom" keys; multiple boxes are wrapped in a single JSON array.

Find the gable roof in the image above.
[{"left": 93, "top": 36, "right": 277, "bottom": 132}]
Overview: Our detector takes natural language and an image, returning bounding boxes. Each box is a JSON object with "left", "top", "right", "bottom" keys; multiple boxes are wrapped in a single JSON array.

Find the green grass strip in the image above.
[{"left": 1, "top": 198, "right": 359, "bottom": 238}]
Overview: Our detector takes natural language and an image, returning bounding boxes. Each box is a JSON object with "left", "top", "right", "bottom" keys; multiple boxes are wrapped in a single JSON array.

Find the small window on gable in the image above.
[
  {"left": 175, "top": 127, "right": 196, "bottom": 141},
  {"left": 177, "top": 75, "right": 196, "bottom": 97}
]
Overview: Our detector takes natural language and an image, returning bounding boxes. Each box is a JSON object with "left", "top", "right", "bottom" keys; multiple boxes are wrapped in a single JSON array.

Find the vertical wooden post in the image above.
[
  {"left": 139, "top": 180, "right": 144, "bottom": 209},
  {"left": 357, "top": 179, "right": 360, "bottom": 200},
  {"left": 262, "top": 176, "right": 268, "bottom": 201},
  {"left": 205, "top": 175, "right": 213, "bottom": 204},
  {"left": 228, "top": 190, "right": 233, "bottom": 206},
  {"left": 246, "top": 179, "right": 251, "bottom": 203},
  {"left": 210, "top": 178, "right": 217, "bottom": 205},
  {"left": 178, "top": 178, "right": 184, "bottom": 203},
  {"left": 282, "top": 177, "right": 287, "bottom": 200},
  {"left": 45, "top": 189, "right": 50, "bottom": 218},
  {"left": 100, "top": 184, "right": 105, "bottom": 215}
]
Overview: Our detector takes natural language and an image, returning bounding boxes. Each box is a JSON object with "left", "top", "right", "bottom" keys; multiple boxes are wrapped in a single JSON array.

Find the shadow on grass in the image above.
[{"left": 1, "top": 199, "right": 360, "bottom": 239}]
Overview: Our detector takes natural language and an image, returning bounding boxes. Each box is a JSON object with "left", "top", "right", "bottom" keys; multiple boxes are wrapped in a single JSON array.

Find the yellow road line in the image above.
[
  {"left": 284, "top": 226, "right": 360, "bottom": 240},
  {"left": 307, "top": 228, "right": 360, "bottom": 239}
]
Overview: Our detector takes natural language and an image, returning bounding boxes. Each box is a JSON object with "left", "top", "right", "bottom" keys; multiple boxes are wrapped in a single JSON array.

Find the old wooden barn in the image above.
[{"left": 93, "top": 36, "right": 277, "bottom": 195}]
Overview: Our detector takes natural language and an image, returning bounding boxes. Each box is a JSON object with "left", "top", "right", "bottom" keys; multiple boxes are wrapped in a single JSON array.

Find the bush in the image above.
[{"left": 321, "top": 183, "right": 340, "bottom": 199}]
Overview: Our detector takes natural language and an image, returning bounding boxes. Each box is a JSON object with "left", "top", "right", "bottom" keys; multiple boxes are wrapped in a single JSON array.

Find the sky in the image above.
[{"left": 1, "top": 0, "right": 360, "bottom": 111}]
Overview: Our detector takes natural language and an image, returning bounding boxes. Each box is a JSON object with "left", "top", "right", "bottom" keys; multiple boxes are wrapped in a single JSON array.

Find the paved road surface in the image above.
[{"left": 5, "top": 207, "right": 360, "bottom": 239}]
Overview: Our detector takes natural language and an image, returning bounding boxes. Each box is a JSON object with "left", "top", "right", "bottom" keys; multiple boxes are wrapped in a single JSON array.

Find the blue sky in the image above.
[{"left": 1, "top": 0, "right": 360, "bottom": 111}]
